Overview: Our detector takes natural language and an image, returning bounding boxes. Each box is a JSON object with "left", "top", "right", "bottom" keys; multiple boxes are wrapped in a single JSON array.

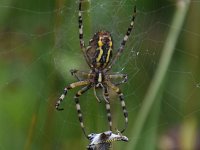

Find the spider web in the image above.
[{"left": 0, "top": 0, "right": 200, "bottom": 150}]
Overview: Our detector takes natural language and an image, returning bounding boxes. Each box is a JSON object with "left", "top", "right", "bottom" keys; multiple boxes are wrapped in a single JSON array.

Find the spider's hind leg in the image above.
[
  {"left": 107, "top": 6, "right": 136, "bottom": 70},
  {"left": 78, "top": 0, "right": 93, "bottom": 68}
]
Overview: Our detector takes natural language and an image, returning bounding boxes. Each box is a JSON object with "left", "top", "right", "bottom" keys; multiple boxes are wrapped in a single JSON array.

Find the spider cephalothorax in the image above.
[{"left": 55, "top": 0, "right": 136, "bottom": 138}]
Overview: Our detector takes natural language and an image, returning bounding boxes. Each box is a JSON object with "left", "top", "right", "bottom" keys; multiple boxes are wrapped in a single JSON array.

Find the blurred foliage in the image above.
[{"left": 0, "top": 0, "right": 200, "bottom": 150}]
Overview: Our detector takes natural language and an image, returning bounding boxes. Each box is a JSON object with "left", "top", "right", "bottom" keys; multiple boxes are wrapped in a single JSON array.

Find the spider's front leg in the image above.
[
  {"left": 106, "top": 81, "right": 128, "bottom": 133},
  {"left": 55, "top": 80, "right": 90, "bottom": 110},
  {"left": 103, "top": 86, "right": 113, "bottom": 131},
  {"left": 74, "top": 84, "right": 92, "bottom": 138}
]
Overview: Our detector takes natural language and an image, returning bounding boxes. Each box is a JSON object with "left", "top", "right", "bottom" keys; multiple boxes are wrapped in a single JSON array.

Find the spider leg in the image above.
[
  {"left": 103, "top": 86, "right": 113, "bottom": 131},
  {"left": 108, "top": 74, "right": 128, "bottom": 86},
  {"left": 74, "top": 84, "right": 92, "bottom": 138},
  {"left": 107, "top": 6, "right": 136, "bottom": 70},
  {"left": 70, "top": 69, "right": 94, "bottom": 81},
  {"left": 78, "top": 0, "right": 93, "bottom": 68},
  {"left": 78, "top": 0, "right": 85, "bottom": 50},
  {"left": 55, "top": 80, "right": 90, "bottom": 110},
  {"left": 106, "top": 81, "right": 128, "bottom": 133}
]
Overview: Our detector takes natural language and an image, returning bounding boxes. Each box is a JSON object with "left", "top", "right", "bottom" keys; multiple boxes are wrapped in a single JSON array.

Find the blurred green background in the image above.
[{"left": 0, "top": 0, "right": 200, "bottom": 150}]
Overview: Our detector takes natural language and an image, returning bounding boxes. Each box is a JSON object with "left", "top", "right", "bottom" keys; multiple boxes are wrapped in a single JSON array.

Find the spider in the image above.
[{"left": 55, "top": 0, "right": 136, "bottom": 138}]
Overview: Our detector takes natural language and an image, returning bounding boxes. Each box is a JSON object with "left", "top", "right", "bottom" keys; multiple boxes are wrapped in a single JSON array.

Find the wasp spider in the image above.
[{"left": 55, "top": 0, "right": 136, "bottom": 138}]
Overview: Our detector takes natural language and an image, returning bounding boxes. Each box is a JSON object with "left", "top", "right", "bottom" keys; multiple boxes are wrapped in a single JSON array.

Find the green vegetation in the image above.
[{"left": 0, "top": 0, "right": 199, "bottom": 150}]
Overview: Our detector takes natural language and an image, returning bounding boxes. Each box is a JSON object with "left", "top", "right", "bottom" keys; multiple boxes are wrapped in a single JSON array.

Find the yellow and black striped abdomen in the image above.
[
  {"left": 94, "top": 45, "right": 112, "bottom": 68},
  {"left": 93, "top": 31, "right": 113, "bottom": 68},
  {"left": 86, "top": 31, "right": 113, "bottom": 69}
]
